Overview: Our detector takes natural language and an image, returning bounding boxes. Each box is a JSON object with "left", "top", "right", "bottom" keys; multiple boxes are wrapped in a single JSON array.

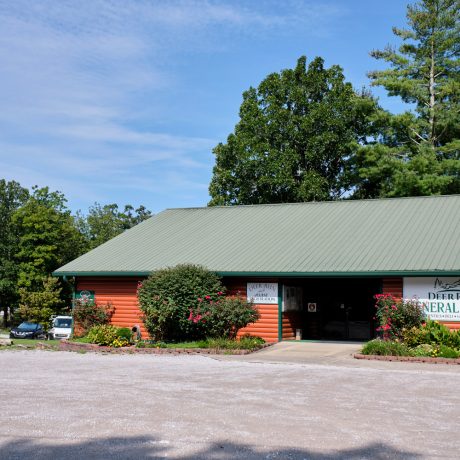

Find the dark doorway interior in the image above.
[{"left": 283, "top": 278, "right": 380, "bottom": 341}]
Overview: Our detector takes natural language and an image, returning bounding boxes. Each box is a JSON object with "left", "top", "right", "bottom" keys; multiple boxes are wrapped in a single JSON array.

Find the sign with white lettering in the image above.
[
  {"left": 404, "top": 277, "right": 460, "bottom": 321},
  {"left": 247, "top": 283, "right": 278, "bottom": 304}
]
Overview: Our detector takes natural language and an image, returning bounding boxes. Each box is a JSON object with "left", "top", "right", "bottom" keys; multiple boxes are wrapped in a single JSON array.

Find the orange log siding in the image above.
[
  {"left": 382, "top": 278, "right": 403, "bottom": 298},
  {"left": 76, "top": 277, "right": 148, "bottom": 338},
  {"left": 225, "top": 279, "right": 279, "bottom": 343},
  {"left": 77, "top": 276, "right": 281, "bottom": 342}
]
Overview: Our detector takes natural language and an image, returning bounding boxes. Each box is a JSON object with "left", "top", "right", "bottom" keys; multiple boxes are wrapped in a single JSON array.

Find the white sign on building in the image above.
[
  {"left": 247, "top": 282, "right": 278, "bottom": 304},
  {"left": 403, "top": 277, "right": 460, "bottom": 321}
]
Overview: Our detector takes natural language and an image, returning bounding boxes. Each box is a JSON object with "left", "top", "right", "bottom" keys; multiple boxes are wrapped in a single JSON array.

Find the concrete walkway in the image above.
[
  {"left": 217, "top": 340, "right": 460, "bottom": 371},
  {"left": 243, "top": 341, "right": 362, "bottom": 365}
]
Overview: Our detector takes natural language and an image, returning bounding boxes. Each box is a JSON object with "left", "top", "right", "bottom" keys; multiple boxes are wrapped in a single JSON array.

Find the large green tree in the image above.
[
  {"left": 76, "top": 203, "right": 152, "bottom": 250},
  {"left": 209, "top": 56, "right": 380, "bottom": 205},
  {"left": 12, "top": 186, "right": 86, "bottom": 290},
  {"left": 0, "top": 180, "right": 29, "bottom": 327},
  {"left": 355, "top": 0, "right": 460, "bottom": 197}
]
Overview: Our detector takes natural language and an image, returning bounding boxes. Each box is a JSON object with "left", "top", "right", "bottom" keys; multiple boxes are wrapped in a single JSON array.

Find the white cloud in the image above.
[{"left": 0, "top": 0, "right": 346, "bottom": 211}]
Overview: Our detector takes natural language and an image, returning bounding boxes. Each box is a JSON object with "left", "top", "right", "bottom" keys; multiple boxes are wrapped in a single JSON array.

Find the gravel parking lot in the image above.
[{"left": 1, "top": 349, "right": 460, "bottom": 459}]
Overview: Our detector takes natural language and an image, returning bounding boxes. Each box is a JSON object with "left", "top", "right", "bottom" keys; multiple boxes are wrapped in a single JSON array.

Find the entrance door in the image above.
[{"left": 302, "top": 279, "right": 379, "bottom": 341}]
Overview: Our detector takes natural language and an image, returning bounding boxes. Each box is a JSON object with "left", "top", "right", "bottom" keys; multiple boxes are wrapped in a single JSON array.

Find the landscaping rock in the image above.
[{"left": 0, "top": 338, "right": 12, "bottom": 346}]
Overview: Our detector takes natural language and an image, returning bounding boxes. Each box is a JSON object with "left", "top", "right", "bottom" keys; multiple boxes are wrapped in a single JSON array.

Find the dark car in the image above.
[{"left": 10, "top": 322, "right": 46, "bottom": 339}]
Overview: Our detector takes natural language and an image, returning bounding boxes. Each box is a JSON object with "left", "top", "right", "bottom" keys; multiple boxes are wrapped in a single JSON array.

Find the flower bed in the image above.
[
  {"left": 354, "top": 353, "right": 460, "bottom": 365},
  {"left": 59, "top": 340, "right": 272, "bottom": 355}
]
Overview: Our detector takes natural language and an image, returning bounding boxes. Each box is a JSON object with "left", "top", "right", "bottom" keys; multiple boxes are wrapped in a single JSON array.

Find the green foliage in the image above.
[
  {"left": 135, "top": 336, "right": 265, "bottom": 351},
  {"left": 189, "top": 296, "right": 260, "bottom": 340},
  {"left": 137, "top": 264, "right": 224, "bottom": 341},
  {"left": 0, "top": 180, "right": 29, "bottom": 327},
  {"left": 402, "top": 320, "right": 460, "bottom": 348},
  {"left": 76, "top": 203, "right": 151, "bottom": 250},
  {"left": 209, "top": 56, "right": 380, "bottom": 205},
  {"left": 434, "top": 345, "right": 460, "bottom": 359},
  {"left": 17, "top": 277, "right": 64, "bottom": 330},
  {"left": 205, "top": 336, "right": 265, "bottom": 350},
  {"left": 72, "top": 300, "right": 114, "bottom": 336},
  {"left": 12, "top": 186, "right": 86, "bottom": 290},
  {"left": 86, "top": 325, "right": 132, "bottom": 347},
  {"left": 359, "top": 0, "right": 460, "bottom": 197},
  {"left": 361, "top": 339, "right": 414, "bottom": 356},
  {"left": 412, "top": 343, "right": 435, "bottom": 356},
  {"left": 374, "top": 294, "right": 425, "bottom": 340}
]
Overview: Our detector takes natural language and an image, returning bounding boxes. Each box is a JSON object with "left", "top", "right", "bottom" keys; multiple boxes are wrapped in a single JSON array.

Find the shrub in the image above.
[
  {"left": 402, "top": 320, "right": 460, "bottom": 349},
  {"left": 137, "top": 264, "right": 224, "bottom": 341},
  {"left": 17, "top": 277, "right": 65, "bottom": 330},
  {"left": 361, "top": 339, "right": 413, "bottom": 356},
  {"left": 412, "top": 344, "right": 434, "bottom": 357},
  {"left": 86, "top": 325, "right": 132, "bottom": 347},
  {"left": 72, "top": 299, "right": 114, "bottom": 337},
  {"left": 206, "top": 336, "right": 265, "bottom": 351},
  {"left": 189, "top": 296, "right": 260, "bottom": 339},
  {"left": 374, "top": 294, "right": 425, "bottom": 340},
  {"left": 435, "top": 345, "right": 460, "bottom": 359}
]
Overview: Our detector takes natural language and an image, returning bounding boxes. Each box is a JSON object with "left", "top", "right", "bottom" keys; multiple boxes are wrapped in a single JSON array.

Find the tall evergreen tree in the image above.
[{"left": 356, "top": 0, "right": 460, "bottom": 197}]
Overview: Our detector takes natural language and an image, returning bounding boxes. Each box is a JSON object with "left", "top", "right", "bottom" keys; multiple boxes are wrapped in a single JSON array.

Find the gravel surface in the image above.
[{"left": 1, "top": 350, "right": 460, "bottom": 459}]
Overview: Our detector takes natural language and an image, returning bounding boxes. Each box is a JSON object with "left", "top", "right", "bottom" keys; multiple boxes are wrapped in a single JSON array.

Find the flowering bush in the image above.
[
  {"left": 86, "top": 325, "right": 132, "bottom": 347},
  {"left": 188, "top": 295, "right": 259, "bottom": 339},
  {"left": 374, "top": 294, "right": 425, "bottom": 340},
  {"left": 137, "top": 264, "right": 224, "bottom": 341},
  {"left": 72, "top": 299, "right": 114, "bottom": 337}
]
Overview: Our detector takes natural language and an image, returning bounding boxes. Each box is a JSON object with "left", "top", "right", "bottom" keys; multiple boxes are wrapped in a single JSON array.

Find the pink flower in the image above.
[
  {"left": 205, "top": 295, "right": 211, "bottom": 300},
  {"left": 217, "top": 291, "right": 223, "bottom": 296},
  {"left": 197, "top": 298, "right": 202, "bottom": 302}
]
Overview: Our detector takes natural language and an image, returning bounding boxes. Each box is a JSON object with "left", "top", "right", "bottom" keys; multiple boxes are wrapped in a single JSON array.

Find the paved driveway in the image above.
[{"left": 1, "top": 350, "right": 460, "bottom": 459}]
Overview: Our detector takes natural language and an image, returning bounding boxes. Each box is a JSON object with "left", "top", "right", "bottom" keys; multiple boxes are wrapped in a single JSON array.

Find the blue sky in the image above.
[{"left": 0, "top": 0, "right": 409, "bottom": 214}]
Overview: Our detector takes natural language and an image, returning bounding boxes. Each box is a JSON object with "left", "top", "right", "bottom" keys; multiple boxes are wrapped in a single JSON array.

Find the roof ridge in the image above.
[{"left": 163, "top": 194, "right": 460, "bottom": 211}]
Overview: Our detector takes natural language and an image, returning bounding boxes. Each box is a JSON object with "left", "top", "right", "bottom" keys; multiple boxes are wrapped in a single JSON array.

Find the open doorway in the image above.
[{"left": 282, "top": 278, "right": 380, "bottom": 341}]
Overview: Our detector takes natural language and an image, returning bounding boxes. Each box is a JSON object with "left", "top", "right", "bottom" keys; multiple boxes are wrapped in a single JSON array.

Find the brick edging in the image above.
[
  {"left": 354, "top": 353, "right": 460, "bottom": 365},
  {"left": 59, "top": 340, "right": 272, "bottom": 355}
]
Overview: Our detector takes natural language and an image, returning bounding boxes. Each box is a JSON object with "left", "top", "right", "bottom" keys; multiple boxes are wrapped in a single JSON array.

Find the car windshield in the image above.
[
  {"left": 53, "top": 318, "right": 72, "bottom": 328},
  {"left": 18, "top": 322, "right": 38, "bottom": 331}
]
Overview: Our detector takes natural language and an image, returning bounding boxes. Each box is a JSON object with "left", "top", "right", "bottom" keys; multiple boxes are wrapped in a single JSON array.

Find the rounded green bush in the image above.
[{"left": 137, "top": 264, "right": 224, "bottom": 341}]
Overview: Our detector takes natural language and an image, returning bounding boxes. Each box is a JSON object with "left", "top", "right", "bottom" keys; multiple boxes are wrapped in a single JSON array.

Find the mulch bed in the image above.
[
  {"left": 59, "top": 340, "right": 272, "bottom": 355},
  {"left": 354, "top": 353, "right": 460, "bottom": 365}
]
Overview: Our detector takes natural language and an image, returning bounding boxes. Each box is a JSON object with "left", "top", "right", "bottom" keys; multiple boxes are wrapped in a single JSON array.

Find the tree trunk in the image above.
[
  {"left": 429, "top": 33, "right": 436, "bottom": 148},
  {"left": 0, "top": 297, "right": 8, "bottom": 329}
]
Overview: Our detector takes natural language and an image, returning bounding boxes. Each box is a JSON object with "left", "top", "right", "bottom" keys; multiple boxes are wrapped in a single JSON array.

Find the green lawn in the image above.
[{"left": 0, "top": 338, "right": 60, "bottom": 351}]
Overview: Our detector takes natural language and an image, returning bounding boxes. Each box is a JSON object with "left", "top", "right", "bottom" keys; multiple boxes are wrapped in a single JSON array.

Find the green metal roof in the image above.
[{"left": 54, "top": 195, "right": 460, "bottom": 277}]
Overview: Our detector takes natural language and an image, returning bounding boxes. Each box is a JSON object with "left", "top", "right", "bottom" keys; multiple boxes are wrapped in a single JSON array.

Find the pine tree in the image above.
[{"left": 363, "top": 0, "right": 460, "bottom": 196}]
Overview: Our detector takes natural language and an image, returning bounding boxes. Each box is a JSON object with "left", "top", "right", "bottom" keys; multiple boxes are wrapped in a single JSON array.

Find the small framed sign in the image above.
[
  {"left": 247, "top": 283, "right": 278, "bottom": 304},
  {"left": 307, "top": 302, "right": 317, "bottom": 313},
  {"left": 75, "top": 290, "right": 95, "bottom": 303}
]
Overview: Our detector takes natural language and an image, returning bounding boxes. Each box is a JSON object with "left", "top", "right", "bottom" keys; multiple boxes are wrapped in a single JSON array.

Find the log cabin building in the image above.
[{"left": 54, "top": 195, "right": 460, "bottom": 342}]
